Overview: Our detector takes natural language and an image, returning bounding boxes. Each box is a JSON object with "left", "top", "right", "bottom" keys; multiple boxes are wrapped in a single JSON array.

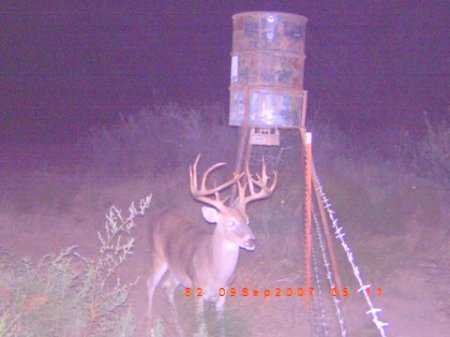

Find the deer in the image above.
[{"left": 147, "top": 154, "right": 277, "bottom": 336}]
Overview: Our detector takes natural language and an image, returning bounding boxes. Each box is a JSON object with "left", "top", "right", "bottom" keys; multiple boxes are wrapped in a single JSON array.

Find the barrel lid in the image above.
[{"left": 232, "top": 11, "right": 308, "bottom": 23}]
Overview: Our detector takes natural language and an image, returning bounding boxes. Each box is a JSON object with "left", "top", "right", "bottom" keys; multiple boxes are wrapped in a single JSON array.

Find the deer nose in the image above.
[{"left": 243, "top": 236, "right": 256, "bottom": 251}]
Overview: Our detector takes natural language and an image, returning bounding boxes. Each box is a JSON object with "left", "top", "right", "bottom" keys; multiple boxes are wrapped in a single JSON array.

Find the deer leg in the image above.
[
  {"left": 146, "top": 259, "right": 168, "bottom": 320},
  {"left": 196, "top": 296, "right": 205, "bottom": 323},
  {"left": 162, "top": 274, "right": 184, "bottom": 337},
  {"left": 216, "top": 296, "right": 226, "bottom": 337},
  {"left": 195, "top": 297, "right": 208, "bottom": 336},
  {"left": 161, "top": 274, "right": 178, "bottom": 307}
]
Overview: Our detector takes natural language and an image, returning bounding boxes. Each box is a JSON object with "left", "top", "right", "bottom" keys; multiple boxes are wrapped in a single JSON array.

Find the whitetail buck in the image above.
[{"left": 147, "top": 154, "right": 277, "bottom": 335}]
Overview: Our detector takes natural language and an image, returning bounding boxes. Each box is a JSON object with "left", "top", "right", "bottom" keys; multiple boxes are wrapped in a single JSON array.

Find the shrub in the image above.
[
  {"left": 84, "top": 102, "right": 236, "bottom": 179},
  {"left": 0, "top": 195, "right": 151, "bottom": 337},
  {"left": 404, "top": 110, "right": 450, "bottom": 186}
]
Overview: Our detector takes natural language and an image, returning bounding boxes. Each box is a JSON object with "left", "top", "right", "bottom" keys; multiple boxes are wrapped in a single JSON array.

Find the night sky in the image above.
[{"left": 1, "top": 1, "right": 448, "bottom": 144}]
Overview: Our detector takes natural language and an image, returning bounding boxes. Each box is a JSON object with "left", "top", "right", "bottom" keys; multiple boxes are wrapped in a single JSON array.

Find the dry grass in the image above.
[{"left": 0, "top": 102, "right": 449, "bottom": 336}]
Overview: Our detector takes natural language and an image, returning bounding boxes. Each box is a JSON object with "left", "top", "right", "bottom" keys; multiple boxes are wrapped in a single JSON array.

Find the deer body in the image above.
[
  {"left": 147, "top": 155, "right": 276, "bottom": 334},
  {"left": 148, "top": 207, "right": 247, "bottom": 305}
]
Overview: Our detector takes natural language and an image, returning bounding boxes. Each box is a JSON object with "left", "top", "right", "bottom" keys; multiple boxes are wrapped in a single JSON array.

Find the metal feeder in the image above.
[
  {"left": 228, "top": 11, "right": 308, "bottom": 178},
  {"left": 229, "top": 11, "right": 308, "bottom": 137}
]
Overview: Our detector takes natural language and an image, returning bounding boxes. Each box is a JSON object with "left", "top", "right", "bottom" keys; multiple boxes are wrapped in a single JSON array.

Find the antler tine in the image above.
[
  {"left": 189, "top": 154, "right": 243, "bottom": 211},
  {"left": 200, "top": 162, "right": 228, "bottom": 191},
  {"left": 190, "top": 155, "right": 226, "bottom": 194},
  {"left": 245, "top": 161, "right": 256, "bottom": 195},
  {"left": 189, "top": 154, "right": 200, "bottom": 195},
  {"left": 237, "top": 178, "right": 248, "bottom": 207},
  {"left": 239, "top": 157, "right": 277, "bottom": 211}
]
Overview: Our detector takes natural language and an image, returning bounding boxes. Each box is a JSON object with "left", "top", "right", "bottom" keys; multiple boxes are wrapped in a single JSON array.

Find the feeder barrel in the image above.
[{"left": 229, "top": 11, "right": 308, "bottom": 129}]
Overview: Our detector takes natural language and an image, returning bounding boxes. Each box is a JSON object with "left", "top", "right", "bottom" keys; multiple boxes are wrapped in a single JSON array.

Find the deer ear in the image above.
[{"left": 201, "top": 206, "right": 219, "bottom": 223}]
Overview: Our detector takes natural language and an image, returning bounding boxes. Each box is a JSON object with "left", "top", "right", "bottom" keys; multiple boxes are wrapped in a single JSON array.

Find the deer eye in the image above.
[{"left": 227, "top": 219, "right": 236, "bottom": 228}]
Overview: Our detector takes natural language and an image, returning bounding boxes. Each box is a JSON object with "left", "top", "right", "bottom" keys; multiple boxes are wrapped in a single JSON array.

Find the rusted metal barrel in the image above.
[{"left": 229, "top": 11, "right": 308, "bottom": 129}]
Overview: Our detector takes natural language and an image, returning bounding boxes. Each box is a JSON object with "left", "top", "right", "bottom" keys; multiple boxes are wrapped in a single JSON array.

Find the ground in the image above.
[{"left": 0, "top": 141, "right": 448, "bottom": 337}]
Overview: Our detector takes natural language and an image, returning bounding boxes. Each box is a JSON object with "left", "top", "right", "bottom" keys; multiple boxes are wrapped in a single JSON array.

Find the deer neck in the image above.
[{"left": 211, "top": 228, "right": 240, "bottom": 282}]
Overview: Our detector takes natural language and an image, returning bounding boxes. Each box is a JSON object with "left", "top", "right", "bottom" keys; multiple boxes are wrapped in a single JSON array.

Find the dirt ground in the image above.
[{"left": 0, "top": 144, "right": 449, "bottom": 337}]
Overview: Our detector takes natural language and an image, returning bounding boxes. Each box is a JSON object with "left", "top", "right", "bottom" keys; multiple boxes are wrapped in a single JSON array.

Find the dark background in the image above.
[{"left": 1, "top": 1, "right": 448, "bottom": 144}]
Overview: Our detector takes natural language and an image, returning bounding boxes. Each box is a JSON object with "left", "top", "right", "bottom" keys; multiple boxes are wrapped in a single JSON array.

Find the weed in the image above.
[{"left": 0, "top": 195, "right": 151, "bottom": 337}]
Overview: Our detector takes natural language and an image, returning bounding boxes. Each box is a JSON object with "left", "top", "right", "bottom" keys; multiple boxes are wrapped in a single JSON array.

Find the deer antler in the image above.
[
  {"left": 190, "top": 154, "right": 243, "bottom": 212},
  {"left": 238, "top": 158, "right": 277, "bottom": 212}
]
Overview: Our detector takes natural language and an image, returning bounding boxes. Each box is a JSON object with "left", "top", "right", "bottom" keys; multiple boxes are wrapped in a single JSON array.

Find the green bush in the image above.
[{"left": 0, "top": 196, "right": 151, "bottom": 337}]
